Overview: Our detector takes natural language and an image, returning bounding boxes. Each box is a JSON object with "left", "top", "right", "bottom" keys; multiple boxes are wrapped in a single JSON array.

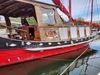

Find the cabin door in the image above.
[{"left": 29, "top": 28, "right": 34, "bottom": 40}]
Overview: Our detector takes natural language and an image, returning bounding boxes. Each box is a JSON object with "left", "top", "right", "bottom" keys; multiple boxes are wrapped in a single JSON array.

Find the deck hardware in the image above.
[
  {"left": 10, "top": 43, "right": 16, "bottom": 47},
  {"left": 39, "top": 43, "right": 43, "bottom": 46},
  {"left": 21, "top": 41, "right": 24, "bottom": 45},
  {"left": 64, "top": 41, "right": 67, "bottom": 43},
  {"left": 57, "top": 42, "right": 61, "bottom": 45},
  {"left": 48, "top": 42, "right": 52, "bottom": 45},
  {"left": 6, "top": 43, "right": 8, "bottom": 46},
  {"left": 71, "top": 40, "right": 74, "bottom": 44},
  {"left": 26, "top": 42, "right": 31, "bottom": 45}
]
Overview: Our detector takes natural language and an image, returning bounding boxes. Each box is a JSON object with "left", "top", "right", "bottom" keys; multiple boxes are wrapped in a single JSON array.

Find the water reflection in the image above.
[
  {"left": 90, "top": 38, "right": 100, "bottom": 50},
  {"left": 0, "top": 46, "right": 98, "bottom": 75}
]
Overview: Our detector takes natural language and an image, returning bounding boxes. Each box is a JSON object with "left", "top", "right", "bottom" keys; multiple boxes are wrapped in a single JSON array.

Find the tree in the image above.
[{"left": 74, "top": 17, "right": 84, "bottom": 26}]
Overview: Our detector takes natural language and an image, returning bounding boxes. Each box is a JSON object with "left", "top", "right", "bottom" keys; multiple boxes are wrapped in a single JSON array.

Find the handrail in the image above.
[
  {"left": 0, "top": 24, "right": 26, "bottom": 32},
  {"left": 14, "top": 28, "right": 27, "bottom": 32},
  {"left": 0, "top": 24, "right": 27, "bottom": 40}
]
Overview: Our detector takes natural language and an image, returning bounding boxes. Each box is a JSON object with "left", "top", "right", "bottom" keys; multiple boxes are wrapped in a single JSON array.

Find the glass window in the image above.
[
  {"left": 9, "top": 17, "right": 22, "bottom": 27},
  {"left": 26, "top": 17, "right": 37, "bottom": 26},
  {"left": 40, "top": 7, "right": 56, "bottom": 25}
]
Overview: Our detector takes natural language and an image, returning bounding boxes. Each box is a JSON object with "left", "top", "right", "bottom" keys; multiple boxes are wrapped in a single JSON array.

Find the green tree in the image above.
[{"left": 74, "top": 17, "right": 84, "bottom": 26}]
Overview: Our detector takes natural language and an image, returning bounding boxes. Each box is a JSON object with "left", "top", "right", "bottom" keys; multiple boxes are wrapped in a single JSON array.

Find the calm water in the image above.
[{"left": 0, "top": 38, "right": 100, "bottom": 75}]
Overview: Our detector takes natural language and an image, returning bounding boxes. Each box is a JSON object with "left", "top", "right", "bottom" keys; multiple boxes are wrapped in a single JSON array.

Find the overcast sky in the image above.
[
  {"left": 37, "top": 0, "right": 100, "bottom": 21},
  {"left": 0, "top": 0, "right": 100, "bottom": 22}
]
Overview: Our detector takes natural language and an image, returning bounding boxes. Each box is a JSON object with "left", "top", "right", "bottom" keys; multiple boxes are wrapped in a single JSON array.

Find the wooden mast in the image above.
[
  {"left": 69, "top": 0, "right": 72, "bottom": 23},
  {"left": 90, "top": 0, "right": 93, "bottom": 31}
]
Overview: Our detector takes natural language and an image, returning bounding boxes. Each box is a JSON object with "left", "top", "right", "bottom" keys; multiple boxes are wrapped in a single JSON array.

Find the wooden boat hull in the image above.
[
  {"left": 0, "top": 42, "right": 89, "bottom": 67},
  {"left": 0, "top": 34, "right": 95, "bottom": 67},
  {"left": 0, "top": 46, "right": 96, "bottom": 75}
]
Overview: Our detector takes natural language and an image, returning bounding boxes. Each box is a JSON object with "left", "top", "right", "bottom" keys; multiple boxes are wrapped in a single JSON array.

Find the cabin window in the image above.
[
  {"left": 40, "top": 7, "right": 56, "bottom": 25},
  {"left": 21, "top": 17, "right": 37, "bottom": 26},
  {"left": 26, "top": 17, "right": 37, "bottom": 26},
  {"left": 9, "top": 17, "right": 22, "bottom": 27}
]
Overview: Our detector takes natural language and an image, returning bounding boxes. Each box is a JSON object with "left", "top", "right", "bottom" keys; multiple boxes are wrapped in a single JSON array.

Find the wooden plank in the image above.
[
  {"left": 0, "top": 2, "right": 20, "bottom": 14},
  {"left": 34, "top": 6, "right": 43, "bottom": 26},
  {"left": 6, "top": 3, "right": 27, "bottom": 15}
]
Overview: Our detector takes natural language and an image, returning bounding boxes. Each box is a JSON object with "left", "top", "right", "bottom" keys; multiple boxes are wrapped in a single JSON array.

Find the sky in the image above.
[
  {"left": 1, "top": 0, "right": 100, "bottom": 22},
  {"left": 37, "top": 0, "right": 100, "bottom": 22}
]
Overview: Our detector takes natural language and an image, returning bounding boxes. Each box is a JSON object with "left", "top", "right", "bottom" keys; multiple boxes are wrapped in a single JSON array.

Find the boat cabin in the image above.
[{"left": 0, "top": 0, "right": 91, "bottom": 42}]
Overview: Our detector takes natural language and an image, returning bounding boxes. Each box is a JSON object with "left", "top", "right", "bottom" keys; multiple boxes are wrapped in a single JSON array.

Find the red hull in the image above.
[{"left": 0, "top": 43, "right": 89, "bottom": 67}]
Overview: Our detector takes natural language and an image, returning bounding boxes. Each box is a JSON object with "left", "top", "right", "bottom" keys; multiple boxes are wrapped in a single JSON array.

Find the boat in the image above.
[
  {"left": 0, "top": 0, "right": 99, "bottom": 67},
  {"left": 0, "top": 47, "right": 97, "bottom": 75}
]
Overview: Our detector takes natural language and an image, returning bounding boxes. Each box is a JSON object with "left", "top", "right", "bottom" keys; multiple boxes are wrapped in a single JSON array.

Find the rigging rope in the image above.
[
  {"left": 79, "top": 59, "right": 86, "bottom": 75},
  {"left": 60, "top": 36, "right": 97, "bottom": 75},
  {"left": 95, "top": 0, "right": 100, "bottom": 22},
  {"left": 85, "top": 0, "right": 91, "bottom": 21},
  {"left": 79, "top": 0, "right": 90, "bottom": 20},
  {"left": 60, "top": 46, "right": 90, "bottom": 75},
  {"left": 52, "top": 0, "right": 100, "bottom": 28}
]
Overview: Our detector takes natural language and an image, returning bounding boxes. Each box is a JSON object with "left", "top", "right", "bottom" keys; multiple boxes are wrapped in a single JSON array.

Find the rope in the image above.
[
  {"left": 79, "top": 35, "right": 99, "bottom": 75},
  {"left": 95, "top": 0, "right": 100, "bottom": 21},
  {"left": 60, "top": 35, "right": 97, "bottom": 75},
  {"left": 78, "top": 0, "right": 90, "bottom": 20},
  {"left": 79, "top": 55, "right": 91, "bottom": 75},
  {"left": 85, "top": 0, "right": 91, "bottom": 20},
  {"left": 60, "top": 46, "right": 90, "bottom": 75}
]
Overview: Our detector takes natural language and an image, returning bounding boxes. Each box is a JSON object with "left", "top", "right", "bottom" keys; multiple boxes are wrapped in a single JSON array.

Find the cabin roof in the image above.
[{"left": 0, "top": 0, "right": 59, "bottom": 17}]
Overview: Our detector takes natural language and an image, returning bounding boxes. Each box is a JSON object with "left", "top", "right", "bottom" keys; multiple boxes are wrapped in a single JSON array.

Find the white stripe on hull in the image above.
[{"left": 25, "top": 39, "right": 93, "bottom": 51}]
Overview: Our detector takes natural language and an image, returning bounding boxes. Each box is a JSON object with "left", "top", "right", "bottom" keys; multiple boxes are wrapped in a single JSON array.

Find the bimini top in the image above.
[{"left": 0, "top": 0, "right": 59, "bottom": 17}]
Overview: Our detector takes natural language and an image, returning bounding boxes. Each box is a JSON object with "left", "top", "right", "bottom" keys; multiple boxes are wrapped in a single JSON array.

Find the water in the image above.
[
  {"left": 0, "top": 38, "right": 100, "bottom": 75},
  {"left": 90, "top": 38, "right": 100, "bottom": 50}
]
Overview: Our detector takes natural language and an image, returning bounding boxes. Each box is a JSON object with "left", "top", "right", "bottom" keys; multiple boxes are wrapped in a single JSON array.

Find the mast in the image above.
[
  {"left": 69, "top": 0, "right": 72, "bottom": 23},
  {"left": 90, "top": 0, "right": 93, "bottom": 30}
]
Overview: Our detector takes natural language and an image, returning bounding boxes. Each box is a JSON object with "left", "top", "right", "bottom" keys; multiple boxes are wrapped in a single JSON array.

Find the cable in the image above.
[
  {"left": 95, "top": 0, "right": 100, "bottom": 21},
  {"left": 85, "top": 0, "right": 91, "bottom": 21},
  {"left": 60, "top": 34, "right": 98, "bottom": 75},
  {"left": 60, "top": 46, "right": 90, "bottom": 75}
]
